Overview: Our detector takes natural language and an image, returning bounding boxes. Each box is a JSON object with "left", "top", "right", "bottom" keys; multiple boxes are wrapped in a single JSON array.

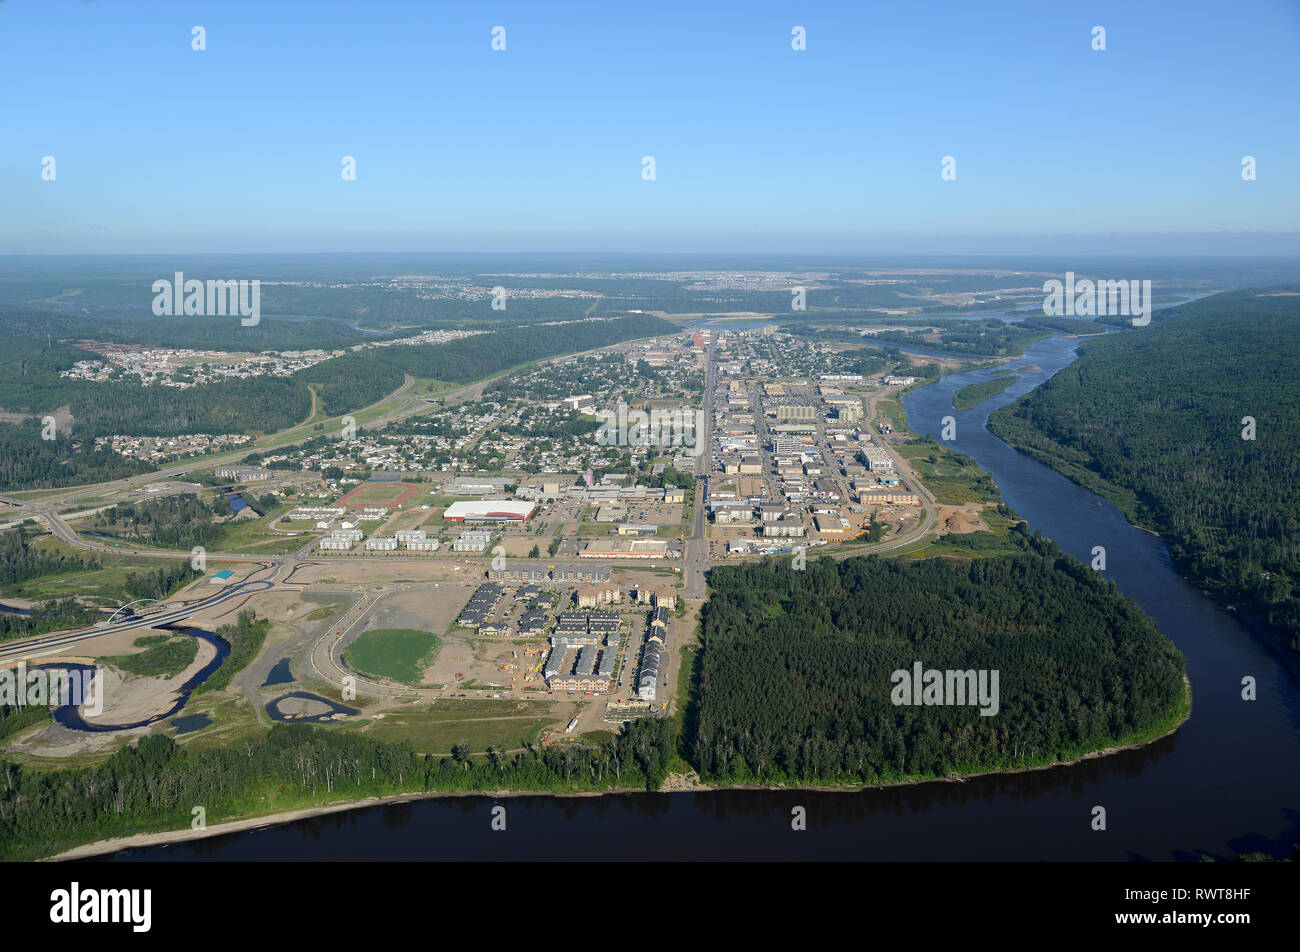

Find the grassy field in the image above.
[
  {"left": 343, "top": 628, "right": 442, "bottom": 685},
  {"left": 898, "top": 438, "right": 1001, "bottom": 506},
  {"left": 1, "top": 533, "right": 203, "bottom": 604},
  {"left": 105, "top": 635, "right": 198, "bottom": 678},
  {"left": 353, "top": 700, "right": 557, "bottom": 754}
]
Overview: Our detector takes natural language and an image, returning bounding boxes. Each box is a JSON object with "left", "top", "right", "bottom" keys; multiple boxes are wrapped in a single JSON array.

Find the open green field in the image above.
[
  {"left": 354, "top": 703, "right": 555, "bottom": 754},
  {"left": 343, "top": 628, "right": 442, "bottom": 684},
  {"left": 1, "top": 534, "right": 206, "bottom": 604}
]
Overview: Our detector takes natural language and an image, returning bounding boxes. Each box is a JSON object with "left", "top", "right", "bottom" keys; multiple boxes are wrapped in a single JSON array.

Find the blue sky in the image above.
[{"left": 2, "top": 0, "right": 1298, "bottom": 254}]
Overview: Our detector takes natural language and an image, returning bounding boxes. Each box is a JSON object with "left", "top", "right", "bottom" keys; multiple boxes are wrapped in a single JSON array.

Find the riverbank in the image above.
[
  {"left": 51, "top": 676, "right": 1190, "bottom": 861},
  {"left": 988, "top": 417, "right": 1300, "bottom": 682}
]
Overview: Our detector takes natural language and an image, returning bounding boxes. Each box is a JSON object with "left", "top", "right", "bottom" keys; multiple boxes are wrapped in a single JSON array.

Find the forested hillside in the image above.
[
  {"left": 0, "top": 338, "right": 311, "bottom": 437},
  {"left": 690, "top": 527, "right": 1186, "bottom": 785},
  {"left": 0, "top": 337, "right": 311, "bottom": 489},
  {"left": 0, "top": 304, "right": 379, "bottom": 351},
  {"left": 988, "top": 288, "right": 1300, "bottom": 657}
]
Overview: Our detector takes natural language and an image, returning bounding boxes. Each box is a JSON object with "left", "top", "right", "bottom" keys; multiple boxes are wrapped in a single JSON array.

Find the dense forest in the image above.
[
  {"left": 120, "top": 563, "right": 202, "bottom": 602},
  {"left": 690, "top": 526, "right": 1186, "bottom": 784},
  {"left": 297, "top": 314, "right": 678, "bottom": 414},
  {"left": 0, "top": 716, "right": 676, "bottom": 860},
  {"left": 988, "top": 288, "right": 1300, "bottom": 657},
  {"left": 0, "top": 424, "right": 152, "bottom": 489},
  {"left": 0, "top": 336, "right": 310, "bottom": 489},
  {"left": 90, "top": 494, "right": 229, "bottom": 551}
]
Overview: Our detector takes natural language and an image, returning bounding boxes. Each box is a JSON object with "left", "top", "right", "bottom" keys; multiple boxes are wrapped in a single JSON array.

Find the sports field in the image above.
[
  {"left": 335, "top": 481, "right": 420, "bottom": 508},
  {"left": 343, "top": 628, "right": 442, "bottom": 685}
]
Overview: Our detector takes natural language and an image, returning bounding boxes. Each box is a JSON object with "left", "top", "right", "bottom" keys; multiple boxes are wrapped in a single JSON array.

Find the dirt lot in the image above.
[{"left": 936, "top": 504, "right": 987, "bottom": 535}]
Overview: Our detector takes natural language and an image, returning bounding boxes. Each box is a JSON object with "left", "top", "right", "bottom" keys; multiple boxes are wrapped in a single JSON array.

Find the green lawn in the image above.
[{"left": 343, "top": 628, "right": 442, "bottom": 685}]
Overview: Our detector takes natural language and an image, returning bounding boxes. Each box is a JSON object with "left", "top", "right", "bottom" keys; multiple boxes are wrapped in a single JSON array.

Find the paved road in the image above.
[
  {"left": 0, "top": 579, "right": 275, "bottom": 665},
  {"left": 680, "top": 346, "right": 716, "bottom": 600}
]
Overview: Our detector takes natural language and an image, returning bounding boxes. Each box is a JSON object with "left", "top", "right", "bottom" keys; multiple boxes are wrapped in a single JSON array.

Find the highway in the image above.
[{"left": 0, "top": 579, "right": 274, "bottom": 665}]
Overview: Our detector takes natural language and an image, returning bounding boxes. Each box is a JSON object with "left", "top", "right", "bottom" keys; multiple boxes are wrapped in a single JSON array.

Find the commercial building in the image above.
[
  {"left": 775, "top": 405, "right": 817, "bottom": 422},
  {"left": 578, "top": 539, "right": 669, "bottom": 559},
  {"left": 616, "top": 523, "right": 659, "bottom": 536},
  {"left": 442, "top": 500, "right": 536, "bottom": 523},
  {"left": 595, "top": 505, "right": 628, "bottom": 523}
]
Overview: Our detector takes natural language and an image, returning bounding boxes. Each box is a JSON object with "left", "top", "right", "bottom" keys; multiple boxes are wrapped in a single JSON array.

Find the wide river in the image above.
[{"left": 105, "top": 335, "right": 1299, "bottom": 861}]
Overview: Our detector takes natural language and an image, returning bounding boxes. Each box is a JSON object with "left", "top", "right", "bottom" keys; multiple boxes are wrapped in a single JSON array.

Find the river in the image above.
[{"left": 101, "top": 334, "right": 1299, "bottom": 861}]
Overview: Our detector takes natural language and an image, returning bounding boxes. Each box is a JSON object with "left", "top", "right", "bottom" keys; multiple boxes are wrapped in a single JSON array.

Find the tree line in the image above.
[{"left": 0, "top": 716, "right": 677, "bottom": 860}]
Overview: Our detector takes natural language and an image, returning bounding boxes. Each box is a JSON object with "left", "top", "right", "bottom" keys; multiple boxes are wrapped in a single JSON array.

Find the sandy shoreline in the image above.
[{"left": 50, "top": 676, "right": 1191, "bottom": 861}]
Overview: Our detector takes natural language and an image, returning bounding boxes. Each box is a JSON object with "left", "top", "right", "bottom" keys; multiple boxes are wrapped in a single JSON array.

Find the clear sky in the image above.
[{"left": 2, "top": 0, "right": 1298, "bottom": 254}]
